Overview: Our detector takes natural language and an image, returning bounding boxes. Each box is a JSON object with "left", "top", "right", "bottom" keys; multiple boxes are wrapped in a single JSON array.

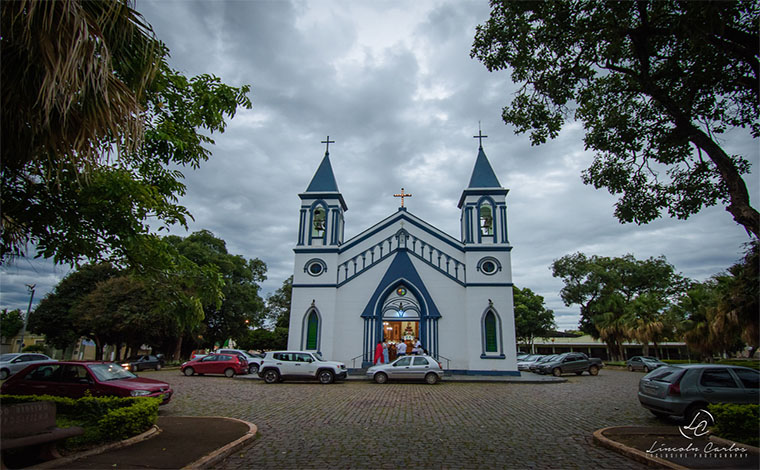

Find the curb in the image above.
[
  {"left": 592, "top": 426, "right": 689, "bottom": 470},
  {"left": 182, "top": 417, "right": 258, "bottom": 469},
  {"left": 30, "top": 424, "right": 162, "bottom": 470}
]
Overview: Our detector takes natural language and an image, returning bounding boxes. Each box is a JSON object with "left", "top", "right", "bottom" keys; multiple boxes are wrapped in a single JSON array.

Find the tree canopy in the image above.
[
  {"left": 512, "top": 286, "right": 555, "bottom": 350},
  {"left": 551, "top": 252, "right": 684, "bottom": 359},
  {"left": 1, "top": 309, "right": 25, "bottom": 341},
  {"left": 472, "top": 1, "right": 759, "bottom": 237},
  {"left": 1, "top": 0, "right": 252, "bottom": 266}
]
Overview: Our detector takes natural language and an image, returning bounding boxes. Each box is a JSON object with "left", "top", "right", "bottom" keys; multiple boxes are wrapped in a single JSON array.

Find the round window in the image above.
[
  {"left": 478, "top": 257, "right": 500, "bottom": 275},
  {"left": 396, "top": 287, "right": 407, "bottom": 296},
  {"left": 305, "top": 259, "right": 326, "bottom": 277}
]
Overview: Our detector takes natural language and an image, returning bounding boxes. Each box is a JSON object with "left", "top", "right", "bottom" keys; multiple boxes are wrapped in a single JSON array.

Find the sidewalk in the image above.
[{"left": 32, "top": 416, "right": 257, "bottom": 470}]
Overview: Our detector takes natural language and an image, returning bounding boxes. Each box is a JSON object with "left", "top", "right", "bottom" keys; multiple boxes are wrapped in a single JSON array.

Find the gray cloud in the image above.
[{"left": 1, "top": 0, "right": 756, "bottom": 336}]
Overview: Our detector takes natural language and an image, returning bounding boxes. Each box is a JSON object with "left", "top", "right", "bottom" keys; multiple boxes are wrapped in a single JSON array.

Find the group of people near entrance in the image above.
[{"left": 373, "top": 338, "right": 425, "bottom": 364}]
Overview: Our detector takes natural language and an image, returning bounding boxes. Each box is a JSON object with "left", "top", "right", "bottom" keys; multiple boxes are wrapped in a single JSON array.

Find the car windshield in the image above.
[
  {"left": 123, "top": 356, "right": 142, "bottom": 361},
  {"left": 540, "top": 355, "right": 556, "bottom": 362},
  {"left": 89, "top": 363, "right": 136, "bottom": 381},
  {"left": 312, "top": 353, "right": 324, "bottom": 361},
  {"left": 0, "top": 354, "right": 19, "bottom": 362}
]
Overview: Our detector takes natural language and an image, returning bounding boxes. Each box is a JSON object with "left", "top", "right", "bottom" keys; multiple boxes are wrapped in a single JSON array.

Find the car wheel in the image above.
[
  {"left": 643, "top": 366, "right": 650, "bottom": 373},
  {"left": 224, "top": 368, "right": 235, "bottom": 378},
  {"left": 552, "top": 368, "right": 562, "bottom": 377},
  {"left": 263, "top": 369, "right": 279, "bottom": 384},
  {"left": 249, "top": 364, "right": 259, "bottom": 375},
  {"left": 183, "top": 367, "right": 194, "bottom": 376},
  {"left": 318, "top": 370, "right": 335, "bottom": 384},
  {"left": 589, "top": 365, "right": 599, "bottom": 376},
  {"left": 627, "top": 365, "right": 634, "bottom": 371},
  {"left": 0, "top": 369, "right": 9, "bottom": 380},
  {"left": 374, "top": 372, "right": 388, "bottom": 384},
  {"left": 684, "top": 403, "right": 709, "bottom": 424},
  {"left": 156, "top": 363, "right": 162, "bottom": 371},
  {"left": 425, "top": 373, "right": 438, "bottom": 385}
]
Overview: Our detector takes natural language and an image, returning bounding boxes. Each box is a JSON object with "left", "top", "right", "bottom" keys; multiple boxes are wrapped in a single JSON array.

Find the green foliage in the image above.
[
  {"left": 166, "top": 230, "right": 267, "bottom": 347},
  {"left": 1, "top": 0, "right": 252, "bottom": 266},
  {"left": 0, "top": 308, "right": 24, "bottom": 339},
  {"left": 21, "top": 344, "right": 47, "bottom": 353},
  {"left": 551, "top": 252, "right": 684, "bottom": 360},
  {"left": 472, "top": 1, "right": 759, "bottom": 236},
  {"left": 0, "top": 395, "right": 160, "bottom": 446},
  {"left": 513, "top": 286, "right": 555, "bottom": 344},
  {"left": 239, "top": 327, "right": 288, "bottom": 352},
  {"left": 266, "top": 276, "right": 293, "bottom": 329},
  {"left": 708, "top": 403, "right": 759, "bottom": 447}
]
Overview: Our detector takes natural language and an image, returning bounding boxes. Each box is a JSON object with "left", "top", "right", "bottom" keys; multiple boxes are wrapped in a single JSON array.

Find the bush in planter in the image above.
[
  {"left": 0, "top": 395, "right": 160, "bottom": 445},
  {"left": 708, "top": 403, "right": 759, "bottom": 447}
]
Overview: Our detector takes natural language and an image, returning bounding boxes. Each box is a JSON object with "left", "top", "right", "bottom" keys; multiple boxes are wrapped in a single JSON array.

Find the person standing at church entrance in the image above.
[
  {"left": 397, "top": 340, "right": 407, "bottom": 357},
  {"left": 382, "top": 341, "right": 389, "bottom": 364},
  {"left": 374, "top": 341, "right": 385, "bottom": 364}
]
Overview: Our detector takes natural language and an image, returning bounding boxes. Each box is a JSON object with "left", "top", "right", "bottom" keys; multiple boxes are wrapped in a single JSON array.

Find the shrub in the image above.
[
  {"left": 708, "top": 403, "right": 759, "bottom": 447},
  {"left": 0, "top": 395, "right": 160, "bottom": 446},
  {"left": 21, "top": 344, "right": 48, "bottom": 353}
]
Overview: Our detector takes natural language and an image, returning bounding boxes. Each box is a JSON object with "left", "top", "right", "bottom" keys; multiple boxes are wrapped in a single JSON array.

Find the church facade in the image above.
[{"left": 287, "top": 140, "right": 518, "bottom": 375}]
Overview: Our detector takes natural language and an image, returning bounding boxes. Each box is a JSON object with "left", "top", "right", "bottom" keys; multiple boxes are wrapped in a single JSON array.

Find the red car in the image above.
[
  {"left": 0, "top": 361, "right": 173, "bottom": 405},
  {"left": 181, "top": 353, "right": 248, "bottom": 377}
]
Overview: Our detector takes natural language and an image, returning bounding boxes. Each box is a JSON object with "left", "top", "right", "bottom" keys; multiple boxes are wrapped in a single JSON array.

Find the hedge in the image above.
[
  {"left": 0, "top": 394, "right": 160, "bottom": 443},
  {"left": 708, "top": 403, "right": 759, "bottom": 448}
]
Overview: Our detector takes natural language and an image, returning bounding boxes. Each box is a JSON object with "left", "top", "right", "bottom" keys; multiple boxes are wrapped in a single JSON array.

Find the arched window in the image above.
[
  {"left": 306, "top": 311, "right": 319, "bottom": 349},
  {"left": 484, "top": 311, "right": 497, "bottom": 352},
  {"left": 312, "top": 207, "right": 326, "bottom": 238},
  {"left": 480, "top": 203, "right": 493, "bottom": 236}
]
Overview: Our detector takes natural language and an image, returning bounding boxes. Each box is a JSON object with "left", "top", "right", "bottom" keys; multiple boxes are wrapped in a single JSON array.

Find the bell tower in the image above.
[
  {"left": 297, "top": 137, "right": 347, "bottom": 247},
  {"left": 458, "top": 130, "right": 509, "bottom": 246}
]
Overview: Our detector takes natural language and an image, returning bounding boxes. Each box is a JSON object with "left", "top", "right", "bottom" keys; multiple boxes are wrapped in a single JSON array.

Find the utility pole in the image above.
[{"left": 17, "top": 284, "right": 35, "bottom": 353}]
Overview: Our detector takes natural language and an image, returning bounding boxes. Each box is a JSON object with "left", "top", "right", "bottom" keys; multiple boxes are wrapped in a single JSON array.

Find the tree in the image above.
[
  {"left": 552, "top": 252, "right": 683, "bottom": 360},
  {"left": 472, "top": 1, "right": 759, "bottom": 237},
  {"left": 1, "top": 0, "right": 252, "bottom": 266},
  {"left": 266, "top": 276, "right": 293, "bottom": 329},
  {"left": 28, "top": 263, "right": 120, "bottom": 352},
  {"left": 1, "top": 309, "right": 24, "bottom": 340},
  {"left": 512, "top": 286, "right": 555, "bottom": 353},
  {"left": 167, "top": 230, "right": 267, "bottom": 349}
]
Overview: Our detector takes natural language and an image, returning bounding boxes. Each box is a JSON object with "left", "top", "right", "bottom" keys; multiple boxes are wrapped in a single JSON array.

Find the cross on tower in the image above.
[
  {"left": 473, "top": 124, "right": 488, "bottom": 148},
  {"left": 394, "top": 188, "right": 412, "bottom": 208},
  {"left": 321, "top": 136, "right": 335, "bottom": 153}
]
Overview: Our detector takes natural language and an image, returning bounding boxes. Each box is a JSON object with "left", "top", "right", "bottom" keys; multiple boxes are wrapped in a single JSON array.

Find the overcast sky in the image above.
[{"left": 1, "top": 0, "right": 757, "bottom": 332}]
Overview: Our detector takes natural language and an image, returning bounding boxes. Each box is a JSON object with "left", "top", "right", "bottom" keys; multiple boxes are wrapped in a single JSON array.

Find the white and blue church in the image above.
[{"left": 287, "top": 137, "right": 519, "bottom": 375}]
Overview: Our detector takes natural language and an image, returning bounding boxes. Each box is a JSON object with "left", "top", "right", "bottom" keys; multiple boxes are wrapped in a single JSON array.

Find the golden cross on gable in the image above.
[{"left": 393, "top": 188, "right": 412, "bottom": 207}]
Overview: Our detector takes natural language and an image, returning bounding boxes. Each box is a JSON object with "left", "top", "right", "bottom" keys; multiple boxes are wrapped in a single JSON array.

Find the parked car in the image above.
[
  {"left": 181, "top": 354, "right": 248, "bottom": 377},
  {"left": 366, "top": 355, "right": 444, "bottom": 384},
  {"left": 517, "top": 354, "right": 543, "bottom": 371},
  {"left": 626, "top": 356, "right": 666, "bottom": 372},
  {"left": 217, "top": 349, "right": 262, "bottom": 375},
  {"left": 0, "top": 353, "right": 56, "bottom": 380},
  {"left": 0, "top": 361, "right": 173, "bottom": 404},
  {"left": 535, "top": 352, "right": 603, "bottom": 376},
  {"left": 529, "top": 354, "right": 559, "bottom": 373},
  {"left": 257, "top": 351, "right": 347, "bottom": 384},
  {"left": 120, "top": 355, "right": 162, "bottom": 372},
  {"left": 637, "top": 364, "right": 759, "bottom": 421}
]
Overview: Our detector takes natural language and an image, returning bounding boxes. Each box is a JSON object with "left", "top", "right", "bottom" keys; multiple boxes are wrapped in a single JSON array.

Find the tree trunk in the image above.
[
  {"left": 94, "top": 338, "right": 103, "bottom": 360},
  {"left": 172, "top": 336, "right": 183, "bottom": 361},
  {"left": 642, "top": 343, "right": 649, "bottom": 357}
]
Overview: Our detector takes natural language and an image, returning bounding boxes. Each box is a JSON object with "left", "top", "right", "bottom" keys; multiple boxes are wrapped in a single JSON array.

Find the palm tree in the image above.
[{"left": 1, "top": 0, "right": 160, "bottom": 173}]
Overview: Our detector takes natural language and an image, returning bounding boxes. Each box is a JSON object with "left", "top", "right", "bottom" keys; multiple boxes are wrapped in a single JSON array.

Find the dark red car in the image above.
[
  {"left": 0, "top": 361, "right": 173, "bottom": 405},
  {"left": 181, "top": 353, "right": 248, "bottom": 377}
]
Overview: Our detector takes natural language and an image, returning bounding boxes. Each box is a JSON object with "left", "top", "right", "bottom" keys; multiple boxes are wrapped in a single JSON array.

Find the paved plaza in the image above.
[{"left": 147, "top": 369, "right": 656, "bottom": 469}]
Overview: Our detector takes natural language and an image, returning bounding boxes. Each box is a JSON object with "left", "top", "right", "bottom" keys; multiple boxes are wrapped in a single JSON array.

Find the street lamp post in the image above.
[{"left": 17, "top": 284, "right": 35, "bottom": 353}]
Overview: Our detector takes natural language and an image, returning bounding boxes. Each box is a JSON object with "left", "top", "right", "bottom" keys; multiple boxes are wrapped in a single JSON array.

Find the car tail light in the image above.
[{"left": 668, "top": 373, "right": 683, "bottom": 396}]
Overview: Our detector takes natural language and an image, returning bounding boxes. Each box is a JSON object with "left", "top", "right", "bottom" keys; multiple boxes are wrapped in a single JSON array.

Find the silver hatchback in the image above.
[
  {"left": 0, "top": 353, "right": 56, "bottom": 380},
  {"left": 366, "top": 355, "right": 444, "bottom": 384},
  {"left": 637, "top": 364, "right": 759, "bottom": 421}
]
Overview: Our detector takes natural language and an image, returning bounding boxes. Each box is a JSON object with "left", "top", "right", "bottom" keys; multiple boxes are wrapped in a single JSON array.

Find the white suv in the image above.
[{"left": 257, "top": 351, "right": 348, "bottom": 384}]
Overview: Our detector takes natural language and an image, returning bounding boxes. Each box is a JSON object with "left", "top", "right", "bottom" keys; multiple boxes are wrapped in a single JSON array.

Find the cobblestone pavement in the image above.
[{"left": 146, "top": 369, "right": 656, "bottom": 469}]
